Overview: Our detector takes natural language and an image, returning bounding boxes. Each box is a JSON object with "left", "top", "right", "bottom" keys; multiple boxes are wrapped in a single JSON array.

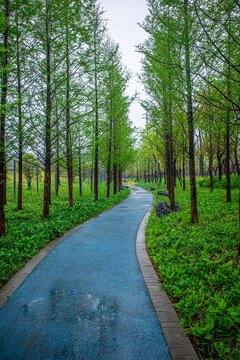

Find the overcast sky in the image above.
[{"left": 100, "top": 0, "right": 148, "bottom": 129}]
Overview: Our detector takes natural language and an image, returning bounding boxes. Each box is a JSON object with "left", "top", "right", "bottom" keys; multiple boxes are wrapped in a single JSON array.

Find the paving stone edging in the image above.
[{"left": 136, "top": 192, "right": 199, "bottom": 360}]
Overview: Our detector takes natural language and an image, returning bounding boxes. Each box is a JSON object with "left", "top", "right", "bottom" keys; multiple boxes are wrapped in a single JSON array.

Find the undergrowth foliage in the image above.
[
  {"left": 197, "top": 175, "right": 240, "bottom": 189},
  {"left": 138, "top": 181, "right": 239, "bottom": 360},
  {"left": 0, "top": 184, "right": 130, "bottom": 289}
]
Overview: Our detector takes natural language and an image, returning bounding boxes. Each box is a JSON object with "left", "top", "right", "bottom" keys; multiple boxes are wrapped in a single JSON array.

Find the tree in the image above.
[{"left": 0, "top": 0, "right": 10, "bottom": 236}]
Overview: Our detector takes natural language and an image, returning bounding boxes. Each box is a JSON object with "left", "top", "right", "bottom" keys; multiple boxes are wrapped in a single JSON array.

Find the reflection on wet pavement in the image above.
[{"left": 0, "top": 187, "right": 171, "bottom": 360}]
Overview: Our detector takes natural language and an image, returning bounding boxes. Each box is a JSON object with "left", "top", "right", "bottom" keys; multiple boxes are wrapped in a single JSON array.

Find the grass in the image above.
[
  {"left": 137, "top": 180, "right": 240, "bottom": 360},
  {"left": 0, "top": 176, "right": 130, "bottom": 289},
  {"left": 197, "top": 174, "right": 240, "bottom": 189}
]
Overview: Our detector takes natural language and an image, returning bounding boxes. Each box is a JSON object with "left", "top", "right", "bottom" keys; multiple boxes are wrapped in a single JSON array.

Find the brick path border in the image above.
[{"left": 136, "top": 194, "right": 199, "bottom": 360}]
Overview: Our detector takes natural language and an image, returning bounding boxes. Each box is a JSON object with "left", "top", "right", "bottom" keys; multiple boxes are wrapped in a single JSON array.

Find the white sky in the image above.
[{"left": 100, "top": 0, "right": 148, "bottom": 129}]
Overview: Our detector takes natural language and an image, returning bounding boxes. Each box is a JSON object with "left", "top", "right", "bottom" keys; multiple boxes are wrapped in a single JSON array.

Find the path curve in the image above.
[{"left": 0, "top": 187, "right": 171, "bottom": 360}]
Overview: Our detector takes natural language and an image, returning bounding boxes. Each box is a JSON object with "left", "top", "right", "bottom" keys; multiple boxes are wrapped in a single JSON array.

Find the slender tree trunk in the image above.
[
  {"left": 226, "top": 14, "right": 231, "bottom": 202},
  {"left": 43, "top": 0, "right": 52, "bottom": 218},
  {"left": 0, "top": 0, "right": 9, "bottom": 235},
  {"left": 16, "top": 16, "right": 23, "bottom": 211},
  {"left": 78, "top": 144, "right": 82, "bottom": 197},
  {"left": 199, "top": 130, "right": 204, "bottom": 177},
  {"left": 226, "top": 115, "right": 231, "bottom": 202},
  {"left": 217, "top": 150, "right": 222, "bottom": 181},
  {"left": 65, "top": 22, "right": 73, "bottom": 207},
  {"left": 151, "top": 160, "right": 154, "bottom": 183},
  {"left": 55, "top": 155, "right": 59, "bottom": 197},
  {"left": 209, "top": 120, "right": 214, "bottom": 192},
  {"left": 184, "top": 0, "right": 198, "bottom": 223},
  {"left": 183, "top": 147, "right": 186, "bottom": 191},
  {"left": 118, "top": 170, "right": 122, "bottom": 191},
  {"left": 94, "top": 39, "right": 99, "bottom": 202},
  {"left": 147, "top": 159, "right": 150, "bottom": 183},
  {"left": 90, "top": 163, "right": 93, "bottom": 191},
  {"left": 113, "top": 164, "right": 117, "bottom": 194},
  {"left": 169, "top": 132, "right": 175, "bottom": 210},
  {"left": 106, "top": 112, "right": 113, "bottom": 198},
  {"left": 113, "top": 117, "right": 117, "bottom": 194}
]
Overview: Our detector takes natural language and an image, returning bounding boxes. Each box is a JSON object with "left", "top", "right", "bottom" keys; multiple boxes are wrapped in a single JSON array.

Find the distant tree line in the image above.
[
  {"left": 0, "top": 0, "right": 135, "bottom": 237},
  {"left": 132, "top": 0, "right": 240, "bottom": 223}
]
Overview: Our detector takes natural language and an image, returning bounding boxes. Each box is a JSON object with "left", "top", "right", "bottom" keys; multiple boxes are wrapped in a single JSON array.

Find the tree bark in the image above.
[
  {"left": 78, "top": 144, "right": 82, "bottom": 197},
  {"left": 90, "top": 163, "right": 93, "bottom": 191},
  {"left": 183, "top": 147, "right": 186, "bottom": 191},
  {"left": 16, "top": 15, "right": 23, "bottom": 211},
  {"left": 0, "top": 0, "right": 9, "bottom": 235},
  {"left": 118, "top": 170, "right": 122, "bottom": 191},
  {"left": 106, "top": 106, "right": 113, "bottom": 198},
  {"left": 184, "top": 0, "right": 198, "bottom": 223},
  {"left": 43, "top": 0, "right": 52, "bottom": 218},
  {"left": 217, "top": 149, "right": 223, "bottom": 181},
  {"left": 209, "top": 119, "right": 214, "bottom": 192},
  {"left": 94, "top": 37, "right": 99, "bottom": 202},
  {"left": 226, "top": 13, "right": 231, "bottom": 203},
  {"left": 65, "top": 21, "right": 73, "bottom": 207}
]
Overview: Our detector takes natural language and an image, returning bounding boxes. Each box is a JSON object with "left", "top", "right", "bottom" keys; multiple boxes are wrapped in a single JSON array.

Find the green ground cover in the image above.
[
  {"left": 138, "top": 180, "right": 239, "bottom": 360},
  {"left": 0, "top": 179, "right": 130, "bottom": 289},
  {"left": 197, "top": 175, "right": 240, "bottom": 189}
]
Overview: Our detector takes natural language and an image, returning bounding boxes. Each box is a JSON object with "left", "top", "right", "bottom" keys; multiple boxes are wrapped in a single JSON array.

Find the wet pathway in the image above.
[{"left": 0, "top": 187, "right": 171, "bottom": 360}]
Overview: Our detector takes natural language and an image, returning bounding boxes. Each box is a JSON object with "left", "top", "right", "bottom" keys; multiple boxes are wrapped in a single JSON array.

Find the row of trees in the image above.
[
  {"left": 0, "top": 0, "right": 135, "bottom": 237},
  {"left": 133, "top": 0, "right": 239, "bottom": 223}
]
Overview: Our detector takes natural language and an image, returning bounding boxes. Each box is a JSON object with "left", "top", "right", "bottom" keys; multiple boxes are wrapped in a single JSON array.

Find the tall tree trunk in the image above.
[
  {"left": 151, "top": 160, "right": 154, "bottom": 183},
  {"left": 113, "top": 118, "right": 117, "bottom": 194},
  {"left": 0, "top": 0, "right": 9, "bottom": 236},
  {"left": 113, "top": 164, "right": 117, "bottom": 194},
  {"left": 147, "top": 159, "right": 150, "bottom": 183},
  {"left": 94, "top": 38, "right": 99, "bottom": 202},
  {"left": 169, "top": 132, "right": 175, "bottom": 210},
  {"left": 118, "top": 170, "right": 122, "bottom": 191},
  {"left": 198, "top": 129, "right": 204, "bottom": 177},
  {"left": 65, "top": 21, "right": 73, "bottom": 207},
  {"left": 217, "top": 150, "right": 222, "bottom": 181},
  {"left": 106, "top": 109, "right": 113, "bottom": 198},
  {"left": 226, "top": 115, "right": 231, "bottom": 202},
  {"left": 55, "top": 140, "right": 60, "bottom": 197},
  {"left": 90, "top": 163, "right": 93, "bottom": 191},
  {"left": 43, "top": 0, "right": 52, "bottom": 218},
  {"left": 184, "top": 0, "right": 198, "bottom": 223},
  {"left": 183, "top": 147, "right": 186, "bottom": 191},
  {"left": 209, "top": 119, "right": 214, "bottom": 192},
  {"left": 16, "top": 15, "right": 23, "bottom": 211},
  {"left": 226, "top": 13, "right": 231, "bottom": 202},
  {"left": 78, "top": 142, "right": 82, "bottom": 197}
]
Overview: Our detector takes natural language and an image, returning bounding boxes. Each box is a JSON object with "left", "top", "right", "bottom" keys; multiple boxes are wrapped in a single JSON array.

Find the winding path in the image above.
[{"left": 0, "top": 187, "right": 172, "bottom": 360}]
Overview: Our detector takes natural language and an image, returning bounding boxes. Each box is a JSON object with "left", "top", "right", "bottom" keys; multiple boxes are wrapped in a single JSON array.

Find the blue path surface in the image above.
[{"left": 0, "top": 187, "right": 171, "bottom": 360}]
